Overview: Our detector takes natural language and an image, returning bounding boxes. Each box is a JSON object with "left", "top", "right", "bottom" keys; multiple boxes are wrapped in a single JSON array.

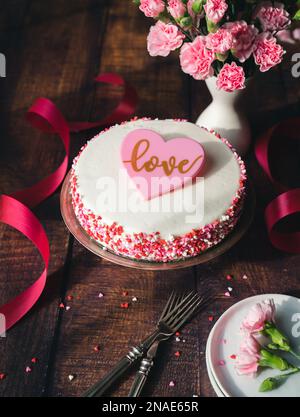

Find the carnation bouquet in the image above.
[{"left": 134, "top": 0, "right": 300, "bottom": 92}]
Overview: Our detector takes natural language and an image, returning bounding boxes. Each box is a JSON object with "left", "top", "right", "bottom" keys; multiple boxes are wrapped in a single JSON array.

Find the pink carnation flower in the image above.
[
  {"left": 205, "top": 28, "right": 233, "bottom": 54},
  {"left": 204, "top": 0, "right": 228, "bottom": 24},
  {"left": 147, "top": 21, "right": 185, "bottom": 57},
  {"left": 180, "top": 36, "right": 214, "bottom": 80},
  {"left": 241, "top": 299, "right": 276, "bottom": 333},
  {"left": 139, "top": 0, "right": 165, "bottom": 18},
  {"left": 253, "top": 33, "right": 285, "bottom": 72},
  {"left": 223, "top": 21, "right": 258, "bottom": 62},
  {"left": 216, "top": 62, "right": 245, "bottom": 92},
  {"left": 167, "top": 0, "right": 186, "bottom": 20},
  {"left": 255, "top": 2, "right": 290, "bottom": 32},
  {"left": 236, "top": 334, "right": 260, "bottom": 376}
]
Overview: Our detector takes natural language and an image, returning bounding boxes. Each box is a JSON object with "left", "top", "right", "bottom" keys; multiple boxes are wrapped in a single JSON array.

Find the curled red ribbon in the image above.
[
  {"left": 0, "top": 73, "right": 137, "bottom": 331},
  {"left": 255, "top": 117, "right": 300, "bottom": 253}
]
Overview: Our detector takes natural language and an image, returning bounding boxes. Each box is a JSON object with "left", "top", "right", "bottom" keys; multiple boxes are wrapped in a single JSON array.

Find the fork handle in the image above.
[
  {"left": 82, "top": 346, "right": 143, "bottom": 397},
  {"left": 128, "top": 357, "right": 154, "bottom": 397}
]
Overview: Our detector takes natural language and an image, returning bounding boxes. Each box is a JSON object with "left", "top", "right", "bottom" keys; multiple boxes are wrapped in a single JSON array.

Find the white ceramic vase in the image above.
[{"left": 196, "top": 77, "right": 251, "bottom": 155}]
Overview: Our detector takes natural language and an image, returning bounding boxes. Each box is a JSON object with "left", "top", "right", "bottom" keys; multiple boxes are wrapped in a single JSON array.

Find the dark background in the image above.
[{"left": 0, "top": 0, "right": 299, "bottom": 397}]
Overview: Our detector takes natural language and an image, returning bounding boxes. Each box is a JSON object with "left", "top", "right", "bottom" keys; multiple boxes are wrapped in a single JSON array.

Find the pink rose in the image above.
[
  {"left": 139, "top": 0, "right": 165, "bottom": 18},
  {"left": 223, "top": 21, "right": 258, "bottom": 62},
  {"left": 147, "top": 21, "right": 185, "bottom": 57},
  {"left": 180, "top": 36, "right": 214, "bottom": 80},
  {"left": 253, "top": 33, "right": 285, "bottom": 72},
  {"left": 254, "top": 2, "right": 290, "bottom": 32},
  {"left": 167, "top": 0, "right": 186, "bottom": 20},
  {"left": 216, "top": 62, "right": 245, "bottom": 92},
  {"left": 241, "top": 299, "right": 276, "bottom": 333},
  {"left": 205, "top": 28, "right": 233, "bottom": 54},
  {"left": 236, "top": 334, "right": 260, "bottom": 376},
  {"left": 204, "top": 0, "right": 228, "bottom": 24}
]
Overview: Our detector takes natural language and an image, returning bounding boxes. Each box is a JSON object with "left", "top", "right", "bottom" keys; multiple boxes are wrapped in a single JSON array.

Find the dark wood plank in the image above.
[
  {"left": 192, "top": 42, "right": 300, "bottom": 397},
  {"left": 0, "top": 0, "right": 108, "bottom": 397},
  {"left": 47, "top": 0, "right": 200, "bottom": 397}
]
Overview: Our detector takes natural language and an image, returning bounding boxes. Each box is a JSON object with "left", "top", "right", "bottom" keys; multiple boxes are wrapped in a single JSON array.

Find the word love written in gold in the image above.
[{"left": 123, "top": 139, "right": 203, "bottom": 177}]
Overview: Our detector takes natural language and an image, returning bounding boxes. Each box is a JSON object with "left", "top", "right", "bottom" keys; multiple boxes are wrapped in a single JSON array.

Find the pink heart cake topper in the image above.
[{"left": 121, "top": 129, "right": 205, "bottom": 200}]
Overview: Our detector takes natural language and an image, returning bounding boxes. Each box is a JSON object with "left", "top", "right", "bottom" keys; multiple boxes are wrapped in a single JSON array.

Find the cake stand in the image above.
[{"left": 60, "top": 171, "right": 255, "bottom": 270}]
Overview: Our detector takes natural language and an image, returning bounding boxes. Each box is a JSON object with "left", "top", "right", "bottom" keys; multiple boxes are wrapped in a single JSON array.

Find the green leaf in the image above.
[
  {"left": 294, "top": 10, "right": 300, "bottom": 20},
  {"left": 259, "top": 349, "right": 293, "bottom": 371},
  {"left": 192, "top": 0, "right": 203, "bottom": 14},
  {"left": 180, "top": 16, "right": 193, "bottom": 28},
  {"left": 259, "top": 377, "right": 278, "bottom": 392}
]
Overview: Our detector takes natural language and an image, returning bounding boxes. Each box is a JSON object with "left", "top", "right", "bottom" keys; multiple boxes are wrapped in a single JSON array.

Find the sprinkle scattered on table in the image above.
[
  {"left": 31, "top": 357, "right": 38, "bottom": 363},
  {"left": 132, "top": 296, "right": 138, "bottom": 302},
  {"left": 169, "top": 380, "right": 175, "bottom": 387},
  {"left": 0, "top": 373, "right": 6, "bottom": 380},
  {"left": 25, "top": 366, "right": 32, "bottom": 373},
  {"left": 66, "top": 306, "right": 71, "bottom": 311},
  {"left": 227, "top": 287, "right": 233, "bottom": 292},
  {"left": 175, "top": 336, "right": 181, "bottom": 342},
  {"left": 218, "top": 360, "right": 226, "bottom": 366},
  {"left": 122, "top": 291, "right": 128, "bottom": 296},
  {"left": 224, "top": 291, "right": 231, "bottom": 297},
  {"left": 175, "top": 332, "right": 180, "bottom": 336},
  {"left": 208, "top": 315, "right": 214, "bottom": 322},
  {"left": 93, "top": 345, "right": 100, "bottom": 352},
  {"left": 68, "top": 374, "right": 75, "bottom": 381},
  {"left": 226, "top": 274, "right": 233, "bottom": 281},
  {"left": 120, "top": 302, "right": 129, "bottom": 309},
  {"left": 174, "top": 351, "right": 181, "bottom": 358},
  {"left": 66, "top": 295, "right": 73, "bottom": 301},
  {"left": 230, "top": 354, "right": 237, "bottom": 360},
  {"left": 59, "top": 302, "right": 65, "bottom": 309},
  {"left": 242, "top": 274, "right": 248, "bottom": 280},
  {"left": 98, "top": 292, "right": 104, "bottom": 298}
]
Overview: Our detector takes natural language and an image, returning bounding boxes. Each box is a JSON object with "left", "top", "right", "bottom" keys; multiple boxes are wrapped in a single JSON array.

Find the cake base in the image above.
[{"left": 61, "top": 171, "right": 255, "bottom": 270}]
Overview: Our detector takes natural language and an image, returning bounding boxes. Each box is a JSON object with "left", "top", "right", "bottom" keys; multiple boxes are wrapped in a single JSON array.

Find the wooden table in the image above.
[{"left": 0, "top": 0, "right": 299, "bottom": 398}]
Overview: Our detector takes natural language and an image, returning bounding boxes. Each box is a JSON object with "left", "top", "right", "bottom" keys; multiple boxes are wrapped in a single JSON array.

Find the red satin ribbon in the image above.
[
  {"left": 255, "top": 117, "right": 300, "bottom": 253},
  {"left": 0, "top": 73, "right": 137, "bottom": 331}
]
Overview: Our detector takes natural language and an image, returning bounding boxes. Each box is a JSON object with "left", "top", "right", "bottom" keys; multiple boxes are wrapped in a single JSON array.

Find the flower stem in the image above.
[{"left": 289, "top": 349, "right": 300, "bottom": 361}]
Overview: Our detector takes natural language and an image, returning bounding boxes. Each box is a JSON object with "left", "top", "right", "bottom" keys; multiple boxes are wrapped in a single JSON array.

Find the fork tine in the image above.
[
  {"left": 167, "top": 294, "right": 203, "bottom": 328},
  {"left": 168, "top": 290, "right": 213, "bottom": 330},
  {"left": 171, "top": 296, "right": 205, "bottom": 331},
  {"left": 163, "top": 291, "right": 198, "bottom": 324},
  {"left": 158, "top": 291, "right": 177, "bottom": 322}
]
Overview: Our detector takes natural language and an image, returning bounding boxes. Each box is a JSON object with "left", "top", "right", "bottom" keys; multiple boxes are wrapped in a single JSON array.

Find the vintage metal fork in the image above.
[{"left": 82, "top": 290, "right": 208, "bottom": 397}]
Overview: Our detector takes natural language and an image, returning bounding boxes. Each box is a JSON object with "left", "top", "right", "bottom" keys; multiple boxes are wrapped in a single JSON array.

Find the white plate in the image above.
[
  {"left": 206, "top": 294, "right": 300, "bottom": 397},
  {"left": 206, "top": 352, "right": 225, "bottom": 397}
]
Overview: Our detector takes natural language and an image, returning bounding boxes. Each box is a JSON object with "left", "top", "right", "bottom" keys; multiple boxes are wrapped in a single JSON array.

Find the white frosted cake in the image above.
[{"left": 70, "top": 119, "right": 246, "bottom": 262}]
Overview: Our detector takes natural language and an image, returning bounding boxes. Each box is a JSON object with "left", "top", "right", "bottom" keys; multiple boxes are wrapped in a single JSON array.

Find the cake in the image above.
[{"left": 70, "top": 119, "right": 247, "bottom": 262}]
